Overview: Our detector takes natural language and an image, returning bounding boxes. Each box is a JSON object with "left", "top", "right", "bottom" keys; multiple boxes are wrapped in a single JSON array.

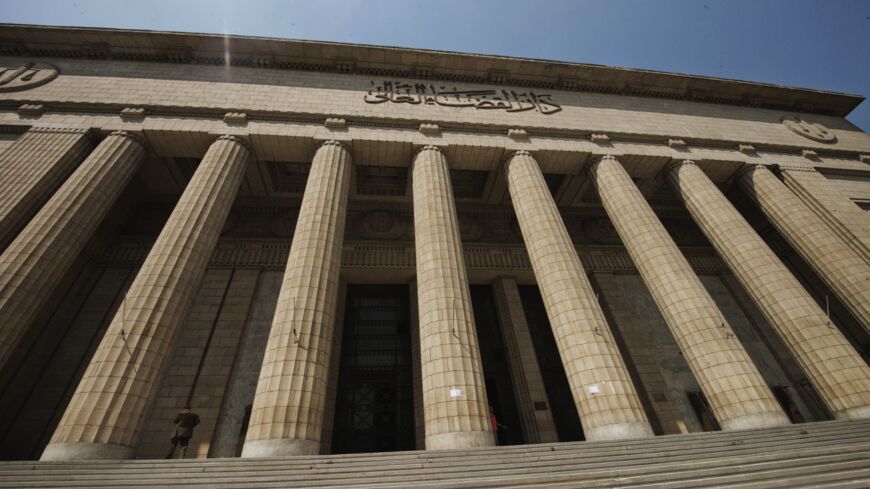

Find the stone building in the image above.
[{"left": 0, "top": 24, "right": 868, "bottom": 467}]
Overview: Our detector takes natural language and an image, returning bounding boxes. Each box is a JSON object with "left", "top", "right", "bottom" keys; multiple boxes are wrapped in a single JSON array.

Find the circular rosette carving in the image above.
[
  {"left": 270, "top": 210, "right": 298, "bottom": 238},
  {"left": 458, "top": 212, "right": 484, "bottom": 242},
  {"left": 355, "top": 210, "right": 407, "bottom": 240},
  {"left": 781, "top": 116, "right": 837, "bottom": 144},
  {"left": 583, "top": 218, "right": 621, "bottom": 244},
  {"left": 0, "top": 62, "right": 59, "bottom": 92},
  {"left": 220, "top": 210, "right": 238, "bottom": 236}
]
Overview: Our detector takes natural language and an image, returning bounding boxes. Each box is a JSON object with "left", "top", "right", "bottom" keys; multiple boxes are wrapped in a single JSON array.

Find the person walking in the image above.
[
  {"left": 166, "top": 404, "right": 200, "bottom": 459},
  {"left": 489, "top": 405, "right": 509, "bottom": 445}
]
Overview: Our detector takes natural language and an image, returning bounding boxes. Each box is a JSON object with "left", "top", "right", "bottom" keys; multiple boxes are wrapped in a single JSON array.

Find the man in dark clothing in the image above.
[{"left": 166, "top": 404, "right": 200, "bottom": 459}]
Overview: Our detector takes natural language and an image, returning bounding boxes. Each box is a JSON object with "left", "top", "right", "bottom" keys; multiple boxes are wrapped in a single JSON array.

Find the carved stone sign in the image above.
[
  {"left": 0, "top": 62, "right": 59, "bottom": 92},
  {"left": 781, "top": 115, "right": 837, "bottom": 144},
  {"left": 364, "top": 80, "right": 562, "bottom": 114}
]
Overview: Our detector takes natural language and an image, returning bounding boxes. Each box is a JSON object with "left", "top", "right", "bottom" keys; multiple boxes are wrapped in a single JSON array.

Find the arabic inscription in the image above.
[{"left": 364, "top": 80, "right": 562, "bottom": 115}]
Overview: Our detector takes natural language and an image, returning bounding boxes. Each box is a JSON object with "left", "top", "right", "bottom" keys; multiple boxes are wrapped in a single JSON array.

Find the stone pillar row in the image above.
[
  {"left": 0, "top": 131, "right": 145, "bottom": 371},
  {"left": 590, "top": 156, "right": 790, "bottom": 431},
  {"left": 42, "top": 135, "right": 252, "bottom": 460},
  {"left": 505, "top": 150, "right": 654, "bottom": 441},
  {"left": 669, "top": 160, "right": 870, "bottom": 420},
  {"left": 739, "top": 165, "right": 870, "bottom": 334},
  {"left": 0, "top": 127, "right": 861, "bottom": 461}
]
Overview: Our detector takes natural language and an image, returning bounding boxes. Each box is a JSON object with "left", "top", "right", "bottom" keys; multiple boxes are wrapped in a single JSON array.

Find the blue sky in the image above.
[{"left": 2, "top": 0, "right": 870, "bottom": 130}]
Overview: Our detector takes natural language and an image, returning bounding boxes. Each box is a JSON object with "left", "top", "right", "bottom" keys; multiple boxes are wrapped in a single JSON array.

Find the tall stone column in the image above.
[
  {"left": 590, "top": 155, "right": 789, "bottom": 431},
  {"left": 505, "top": 150, "right": 653, "bottom": 441},
  {"left": 669, "top": 160, "right": 870, "bottom": 420},
  {"left": 492, "top": 277, "right": 559, "bottom": 443},
  {"left": 779, "top": 166, "right": 870, "bottom": 264},
  {"left": 739, "top": 164, "right": 870, "bottom": 334},
  {"left": 412, "top": 146, "right": 494, "bottom": 450},
  {"left": 41, "top": 135, "right": 251, "bottom": 461},
  {"left": 0, "top": 127, "right": 94, "bottom": 250},
  {"left": 0, "top": 131, "right": 144, "bottom": 371},
  {"left": 242, "top": 141, "right": 351, "bottom": 457}
]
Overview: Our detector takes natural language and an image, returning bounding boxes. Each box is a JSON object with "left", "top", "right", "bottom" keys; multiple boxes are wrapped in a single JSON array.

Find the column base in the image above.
[
  {"left": 584, "top": 421, "right": 654, "bottom": 442},
  {"left": 720, "top": 411, "right": 791, "bottom": 431},
  {"left": 241, "top": 438, "right": 320, "bottom": 458},
  {"left": 426, "top": 431, "right": 495, "bottom": 450},
  {"left": 41, "top": 442, "right": 135, "bottom": 461},
  {"left": 834, "top": 405, "right": 870, "bottom": 420}
]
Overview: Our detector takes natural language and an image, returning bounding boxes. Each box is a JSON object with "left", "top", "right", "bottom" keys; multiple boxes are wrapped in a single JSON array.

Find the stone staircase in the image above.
[{"left": 1, "top": 419, "right": 869, "bottom": 488}]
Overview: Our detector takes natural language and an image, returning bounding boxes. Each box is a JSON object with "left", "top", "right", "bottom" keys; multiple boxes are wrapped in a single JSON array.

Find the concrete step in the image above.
[
  {"left": 8, "top": 418, "right": 870, "bottom": 471},
  {"left": 4, "top": 425, "right": 867, "bottom": 481},
  {"left": 7, "top": 418, "right": 869, "bottom": 473},
  {"left": 1, "top": 419, "right": 868, "bottom": 488}
]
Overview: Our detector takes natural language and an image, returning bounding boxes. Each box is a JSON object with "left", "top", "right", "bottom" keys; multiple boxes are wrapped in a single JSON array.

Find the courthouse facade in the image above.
[{"left": 0, "top": 24, "right": 868, "bottom": 461}]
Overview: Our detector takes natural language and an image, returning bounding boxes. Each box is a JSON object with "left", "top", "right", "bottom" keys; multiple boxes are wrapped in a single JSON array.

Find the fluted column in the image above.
[
  {"left": 41, "top": 135, "right": 251, "bottom": 461},
  {"left": 0, "top": 127, "right": 94, "bottom": 250},
  {"left": 0, "top": 131, "right": 144, "bottom": 371},
  {"left": 492, "top": 277, "right": 559, "bottom": 443},
  {"left": 242, "top": 141, "right": 351, "bottom": 457},
  {"left": 590, "top": 155, "right": 789, "bottom": 431},
  {"left": 740, "top": 164, "right": 870, "bottom": 334},
  {"left": 669, "top": 160, "right": 870, "bottom": 420},
  {"left": 779, "top": 166, "right": 870, "bottom": 264},
  {"left": 505, "top": 150, "right": 653, "bottom": 441},
  {"left": 412, "top": 145, "right": 494, "bottom": 450}
]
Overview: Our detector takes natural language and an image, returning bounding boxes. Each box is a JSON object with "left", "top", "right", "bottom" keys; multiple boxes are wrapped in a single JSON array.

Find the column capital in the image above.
[
  {"left": 413, "top": 144, "right": 443, "bottom": 158},
  {"left": 664, "top": 159, "right": 698, "bottom": 176},
  {"left": 588, "top": 153, "right": 622, "bottom": 175},
  {"left": 734, "top": 162, "right": 767, "bottom": 180},
  {"left": 214, "top": 134, "right": 256, "bottom": 158},
  {"left": 109, "top": 130, "right": 147, "bottom": 149},
  {"left": 317, "top": 139, "right": 350, "bottom": 152}
]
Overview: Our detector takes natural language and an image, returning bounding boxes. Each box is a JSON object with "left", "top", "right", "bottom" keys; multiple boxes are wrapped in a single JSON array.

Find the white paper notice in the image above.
[
  {"left": 588, "top": 385, "right": 600, "bottom": 394},
  {"left": 450, "top": 388, "right": 462, "bottom": 398}
]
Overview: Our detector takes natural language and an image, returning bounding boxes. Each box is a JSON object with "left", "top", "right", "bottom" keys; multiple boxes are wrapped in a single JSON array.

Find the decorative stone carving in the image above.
[
  {"left": 590, "top": 133, "right": 610, "bottom": 143},
  {"left": 325, "top": 117, "right": 346, "bottom": 129},
  {"left": 781, "top": 115, "right": 837, "bottom": 143},
  {"left": 801, "top": 149, "right": 819, "bottom": 159},
  {"left": 120, "top": 107, "right": 146, "bottom": 121},
  {"left": 0, "top": 62, "right": 59, "bottom": 92},
  {"left": 457, "top": 212, "right": 484, "bottom": 242},
  {"left": 354, "top": 210, "right": 407, "bottom": 240},
  {"left": 667, "top": 139, "right": 687, "bottom": 149},
  {"left": 508, "top": 128, "right": 528, "bottom": 140},
  {"left": 17, "top": 104, "right": 43, "bottom": 116},
  {"left": 418, "top": 123, "right": 440, "bottom": 135},
  {"left": 738, "top": 144, "right": 756, "bottom": 154},
  {"left": 583, "top": 217, "right": 622, "bottom": 244},
  {"left": 269, "top": 210, "right": 299, "bottom": 238},
  {"left": 224, "top": 112, "right": 248, "bottom": 124}
]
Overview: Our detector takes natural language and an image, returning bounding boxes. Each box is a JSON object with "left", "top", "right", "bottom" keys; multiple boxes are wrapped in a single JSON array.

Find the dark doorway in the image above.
[
  {"left": 332, "top": 285, "right": 415, "bottom": 453},
  {"left": 518, "top": 285, "right": 585, "bottom": 441},
  {"left": 470, "top": 285, "right": 524, "bottom": 446}
]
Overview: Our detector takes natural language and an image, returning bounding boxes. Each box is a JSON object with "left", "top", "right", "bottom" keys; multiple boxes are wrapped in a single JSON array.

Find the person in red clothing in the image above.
[{"left": 489, "top": 405, "right": 509, "bottom": 445}]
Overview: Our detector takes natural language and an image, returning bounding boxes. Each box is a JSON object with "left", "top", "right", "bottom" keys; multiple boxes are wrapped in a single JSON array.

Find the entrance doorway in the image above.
[{"left": 332, "top": 285, "right": 415, "bottom": 453}]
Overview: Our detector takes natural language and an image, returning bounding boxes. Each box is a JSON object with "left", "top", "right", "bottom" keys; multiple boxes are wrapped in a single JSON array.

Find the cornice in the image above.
[{"left": 0, "top": 23, "right": 862, "bottom": 118}]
